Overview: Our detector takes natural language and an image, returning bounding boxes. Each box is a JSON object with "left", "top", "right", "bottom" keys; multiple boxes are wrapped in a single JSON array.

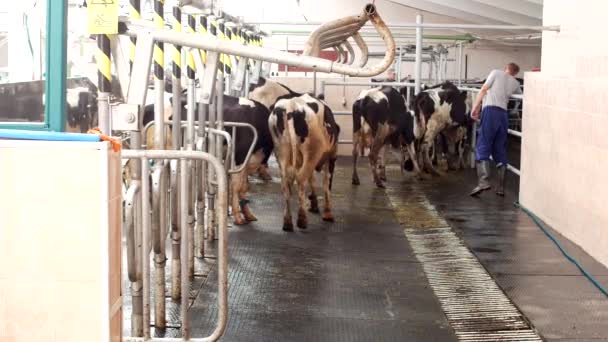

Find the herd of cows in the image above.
[{"left": 64, "top": 76, "right": 472, "bottom": 232}]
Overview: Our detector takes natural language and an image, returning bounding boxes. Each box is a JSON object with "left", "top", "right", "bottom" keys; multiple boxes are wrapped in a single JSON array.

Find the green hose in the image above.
[{"left": 515, "top": 201, "right": 608, "bottom": 298}]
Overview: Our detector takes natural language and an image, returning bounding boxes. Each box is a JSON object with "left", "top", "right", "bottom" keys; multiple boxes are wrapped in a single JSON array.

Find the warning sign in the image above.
[{"left": 87, "top": 0, "right": 118, "bottom": 34}]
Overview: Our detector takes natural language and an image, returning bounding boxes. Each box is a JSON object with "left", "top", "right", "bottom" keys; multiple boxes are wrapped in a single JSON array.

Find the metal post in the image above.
[
  {"left": 285, "top": 36, "right": 289, "bottom": 77},
  {"left": 415, "top": 14, "right": 422, "bottom": 94},
  {"left": 44, "top": 1, "right": 67, "bottom": 132},
  {"left": 154, "top": 0, "right": 165, "bottom": 150},
  {"left": 97, "top": 34, "right": 112, "bottom": 134},
  {"left": 206, "top": 80, "right": 217, "bottom": 241},
  {"left": 152, "top": 167, "right": 166, "bottom": 329},
  {"left": 313, "top": 71, "right": 317, "bottom": 95},
  {"left": 141, "top": 157, "right": 151, "bottom": 339},
  {"left": 458, "top": 42, "right": 463, "bottom": 86},
  {"left": 397, "top": 46, "right": 402, "bottom": 81},
  {"left": 172, "top": 7, "right": 182, "bottom": 150},
  {"left": 179, "top": 157, "right": 190, "bottom": 339},
  {"left": 186, "top": 43, "right": 197, "bottom": 280}
]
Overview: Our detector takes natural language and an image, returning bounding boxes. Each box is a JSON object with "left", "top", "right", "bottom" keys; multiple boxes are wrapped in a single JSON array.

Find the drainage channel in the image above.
[{"left": 386, "top": 185, "right": 543, "bottom": 342}]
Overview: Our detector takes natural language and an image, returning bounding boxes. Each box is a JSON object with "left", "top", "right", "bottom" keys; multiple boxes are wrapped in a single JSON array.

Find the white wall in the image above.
[{"left": 520, "top": 0, "right": 608, "bottom": 267}]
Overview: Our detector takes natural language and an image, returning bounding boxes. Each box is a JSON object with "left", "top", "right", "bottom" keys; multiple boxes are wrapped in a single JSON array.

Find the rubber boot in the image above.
[
  {"left": 496, "top": 164, "right": 506, "bottom": 196},
  {"left": 469, "top": 160, "right": 491, "bottom": 197}
]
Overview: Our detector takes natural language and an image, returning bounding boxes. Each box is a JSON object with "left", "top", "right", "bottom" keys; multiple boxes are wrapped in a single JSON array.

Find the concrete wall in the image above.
[{"left": 520, "top": 0, "right": 608, "bottom": 266}]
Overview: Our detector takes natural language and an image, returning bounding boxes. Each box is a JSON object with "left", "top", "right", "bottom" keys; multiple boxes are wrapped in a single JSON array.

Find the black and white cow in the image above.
[
  {"left": 269, "top": 94, "right": 340, "bottom": 231},
  {"left": 249, "top": 78, "right": 341, "bottom": 230},
  {"left": 66, "top": 87, "right": 99, "bottom": 133},
  {"left": 143, "top": 93, "right": 274, "bottom": 226},
  {"left": 411, "top": 81, "right": 469, "bottom": 175},
  {"left": 351, "top": 86, "right": 423, "bottom": 188}
]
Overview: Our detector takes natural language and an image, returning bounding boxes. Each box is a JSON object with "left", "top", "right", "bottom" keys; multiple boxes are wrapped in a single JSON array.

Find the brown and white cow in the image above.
[
  {"left": 351, "top": 86, "right": 423, "bottom": 188},
  {"left": 269, "top": 94, "right": 340, "bottom": 231}
]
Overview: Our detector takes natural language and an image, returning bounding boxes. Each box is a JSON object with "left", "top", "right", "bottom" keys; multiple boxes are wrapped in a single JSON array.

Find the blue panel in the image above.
[{"left": 0, "top": 129, "right": 101, "bottom": 142}]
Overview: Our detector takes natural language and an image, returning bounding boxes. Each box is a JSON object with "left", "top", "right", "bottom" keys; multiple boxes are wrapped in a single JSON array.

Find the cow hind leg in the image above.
[
  {"left": 308, "top": 174, "right": 320, "bottom": 214},
  {"left": 352, "top": 131, "right": 361, "bottom": 185},
  {"left": 281, "top": 175, "right": 294, "bottom": 231},
  {"left": 230, "top": 173, "right": 247, "bottom": 225},
  {"left": 406, "top": 142, "right": 430, "bottom": 180},
  {"left": 296, "top": 174, "right": 309, "bottom": 229},
  {"left": 378, "top": 145, "right": 387, "bottom": 181},
  {"left": 322, "top": 161, "right": 335, "bottom": 222},
  {"left": 422, "top": 120, "right": 445, "bottom": 177},
  {"left": 240, "top": 174, "right": 257, "bottom": 222},
  {"left": 369, "top": 137, "right": 386, "bottom": 188}
]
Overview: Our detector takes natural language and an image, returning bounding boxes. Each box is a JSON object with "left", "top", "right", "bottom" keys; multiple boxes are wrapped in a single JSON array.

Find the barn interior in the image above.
[{"left": 0, "top": 1, "right": 607, "bottom": 341}]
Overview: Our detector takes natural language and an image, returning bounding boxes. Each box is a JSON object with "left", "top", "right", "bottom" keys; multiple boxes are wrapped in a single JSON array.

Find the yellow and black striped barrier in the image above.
[
  {"left": 186, "top": 14, "right": 196, "bottom": 80},
  {"left": 153, "top": 0, "right": 164, "bottom": 81},
  {"left": 97, "top": 34, "right": 112, "bottom": 93},
  {"left": 172, "top": 6, "right": 182, "bottom": 81},
  {"left": 198, "top": 15, "right": 208, "bottom": 65},
  {"left": 129, "top": 0, "right": 141, "bottom": 71}
]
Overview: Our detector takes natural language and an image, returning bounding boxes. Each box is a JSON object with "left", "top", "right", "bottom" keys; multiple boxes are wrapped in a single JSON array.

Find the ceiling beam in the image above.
[
  {"left": 421, "top": 0, "right": 541, "bottom": 26},
  {"left": 386, "top": 0, "right": 506, "bottom": 25},
  {"left": 522, "top": 0, "right": 543, "bottom": 5},
  {"left": 469, "top": 0, "right": 543, "bottom": 19}
]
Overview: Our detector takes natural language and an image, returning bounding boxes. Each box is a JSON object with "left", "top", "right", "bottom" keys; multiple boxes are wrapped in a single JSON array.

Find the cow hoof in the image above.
[
  {"left": 244, "top": 212, "right": 258, "bottom": 222},
  {"left": 322, "top": 212, "right": 335, "bottom": 222},
  {"left": 233, "top": 216, "right": 248, "bottom": 225},
  {"left": 282, "top": 222, "right": 294, "bottom": 231},
  {"left": 352, "top": 177, "right": 360, "bottom": 185},
  {"left": 309, "top": 206, "right": 320, "bottom": 214},
  {"left": 375, "top": 181, "right": 386, "bottom": 189},
  {"left": 297, "top": 218, "right": 307, "bottom": 229},
  {"left": 379, "top": 174, "right": 387, "bottom": 181}
]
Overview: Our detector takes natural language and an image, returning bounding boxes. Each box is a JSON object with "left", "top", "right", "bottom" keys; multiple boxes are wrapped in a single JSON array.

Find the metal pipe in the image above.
[
  {"left": 285, "top": 36, "right": 289, "bottom": 77},
  {"left": 152, "top": 164, "right": 167, "bottom": 329},
  {"left": 121, "top": 14, "right": 395, "bottom": 77},
  {"left": 140, "top": 157, "right": 151, "bottom": 339},
  {"left": 343, "top": 41, "right": 355, "bottom": 65},
  {"left": 415, "top": 14, "right": 423, "bottom": 94},
  {"left": 98, "top": 92, "right": 111, "bottom": 134},
  {"left": 125, "top": 182, "right": 141, "bottom": 282},
  {"left": 249, "top": 20, "right": 560, "bottom": 32},
  {"left": 508, "top": 129, "right": 522, "bottom": 137},
  {"left": 128, "top": 132, "right": 143, "bottom": 337},
  {"left": 170, "top": 159, "right": 181, "bottom": 300},
  {"left": 179, "top": 157, "right": 190, "bottom": 339},
  {"left": 352, "top": 33, "right": 368, "bottom": 67},
  {"left": 323, "top": 81, "right": 415, "bottom": 87},
  {"left": 458, "top": 42, "right": 463, "bottom": 86},
  {"left": 121, "top": 149, "right": 229, "bottom": 342}
]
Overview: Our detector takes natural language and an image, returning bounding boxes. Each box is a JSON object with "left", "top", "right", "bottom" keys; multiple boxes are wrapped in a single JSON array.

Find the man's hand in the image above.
[{"left": 471, "top": 103, "right": 481, "bottom": 121}]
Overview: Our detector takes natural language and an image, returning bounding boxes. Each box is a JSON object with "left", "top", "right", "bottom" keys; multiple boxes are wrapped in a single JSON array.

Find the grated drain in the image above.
[{"left": 387, "top": 187, "right": 543, "bottom": 342}]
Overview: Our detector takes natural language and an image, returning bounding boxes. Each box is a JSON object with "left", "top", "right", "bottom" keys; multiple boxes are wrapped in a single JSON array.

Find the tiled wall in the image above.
[
  {"left": 520, "top": 0, "right": 608, "bottom": 266},
  {"left": 0, "top": 140, "right": 122, "bottom": 341}
]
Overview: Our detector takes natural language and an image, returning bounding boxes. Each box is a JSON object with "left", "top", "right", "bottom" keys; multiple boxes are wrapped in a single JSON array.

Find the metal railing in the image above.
[{"left": 122, "top": 149, "right": 228, "bottom": 342}]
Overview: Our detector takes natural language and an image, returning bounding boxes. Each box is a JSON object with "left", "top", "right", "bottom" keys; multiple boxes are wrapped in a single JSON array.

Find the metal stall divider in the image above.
[
  {"left": 170, "top": 6, "right": 185, "bottom": 303},
  {"left": 122, "top": 150, "right": 229, "bottom": 342},
  {"left": 196, "top": 14, "right": 209, "bottom": 260}
]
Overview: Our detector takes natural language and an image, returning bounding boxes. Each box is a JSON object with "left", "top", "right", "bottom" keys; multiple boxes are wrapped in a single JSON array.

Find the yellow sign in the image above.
[{"left": 87, "top": 0, "right": 118, "bottom": 34}]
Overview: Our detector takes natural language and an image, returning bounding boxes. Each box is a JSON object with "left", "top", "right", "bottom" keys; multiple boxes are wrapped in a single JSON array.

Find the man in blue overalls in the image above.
[{"left": 470, "top": 63, "right": 523, "bottom": 197}]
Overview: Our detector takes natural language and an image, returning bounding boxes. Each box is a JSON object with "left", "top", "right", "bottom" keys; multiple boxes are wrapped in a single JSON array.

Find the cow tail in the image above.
[{"left": 287, "top": 115, "right": 298, "bottom": 167}]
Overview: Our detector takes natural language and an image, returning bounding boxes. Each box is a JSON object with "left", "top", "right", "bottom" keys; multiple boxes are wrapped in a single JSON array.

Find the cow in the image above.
[
  {"left": 351, "top": 86, "right": 423, "bottom": 188},
  {"left": 411, "top": 81, "right": 468, "bottom": 176},
  {"left": 142, "top": 92, "right": 273, "bottom": 226},
  {"left": 269, "top": 94, "right": 340, "bottom": 231}
]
